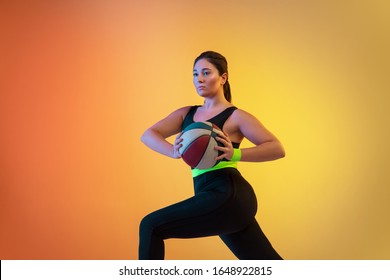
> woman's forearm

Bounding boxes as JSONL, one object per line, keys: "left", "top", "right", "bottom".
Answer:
{"left": 140, "top": 129, "right": 175, "bottom": 158}
{"left": 240, "top": 140, "right": 285, "bottom": 162}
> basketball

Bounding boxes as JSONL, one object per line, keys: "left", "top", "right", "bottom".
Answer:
{"left": 178, "top": 121, "right": 223, "bottom": 169}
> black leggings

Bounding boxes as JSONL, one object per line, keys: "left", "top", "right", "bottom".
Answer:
{"left": 138, "top": 168, "right": 282, "bottom": 260}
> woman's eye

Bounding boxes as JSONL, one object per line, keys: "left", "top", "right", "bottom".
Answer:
{"left": 203, "top": 71, "right": 209, "bottom": 76}
{"left": 193, "top": 73, "right": 198, "bottom": 77}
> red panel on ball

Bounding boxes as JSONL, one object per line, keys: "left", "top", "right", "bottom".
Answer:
{"left": 181, "top": 135, "right": 210, "bottom": 168}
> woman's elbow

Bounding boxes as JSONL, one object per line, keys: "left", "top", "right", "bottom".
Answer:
{"left": 277, "top": 142, "right": 286, "bottom": 159}
{"left": 140, "top": 129, "right": 150, "bottom": 144}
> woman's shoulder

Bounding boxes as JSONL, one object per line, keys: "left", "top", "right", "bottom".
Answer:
{"left": 230, "top": 107, "right": 263, "bottom": 126}
{"left": 170, "top": 105, "right": 193, "bottom": 113}
{"left": 176, "top": 105, "right": 200, "bottom": 113}
{"left": 168, "top": 105, "right": 200, "bottom": 119}
{"left": 231, "top": 107, "right": 255, "bottom": 118}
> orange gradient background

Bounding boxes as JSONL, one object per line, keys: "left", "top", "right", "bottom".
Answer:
{"left": 1, "top": 0, "right": 389, "bottom": 259}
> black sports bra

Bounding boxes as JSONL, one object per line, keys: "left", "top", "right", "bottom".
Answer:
{"left": 182, "top": 105, "right": 240, "bottom": 148}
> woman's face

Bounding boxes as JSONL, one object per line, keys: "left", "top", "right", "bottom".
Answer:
{"left": 193, "top": 58, "right": 226, "bottom": 98}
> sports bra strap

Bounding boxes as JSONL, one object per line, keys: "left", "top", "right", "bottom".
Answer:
{"left": 208, "top": 106, "right": 237, "bottom": 130}
{"left": 182, "top": 106, "right": 200, "bottom": 130}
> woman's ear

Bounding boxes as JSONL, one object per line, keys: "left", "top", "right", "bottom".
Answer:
{"left": 221, "top": 73, "right": 228, "bottom": 85}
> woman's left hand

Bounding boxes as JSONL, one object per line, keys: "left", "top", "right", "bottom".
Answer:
{"left": 214, "top": 130, "right": 234, "bottom": 161}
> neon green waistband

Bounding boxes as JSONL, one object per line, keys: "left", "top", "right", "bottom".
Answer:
{"left": 191, "top": 161, "right": 238, "bottom": 177}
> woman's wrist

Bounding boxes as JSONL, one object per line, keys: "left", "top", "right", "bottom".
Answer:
{"left": 230, "top": 148, "right": 242, "bottom": 162}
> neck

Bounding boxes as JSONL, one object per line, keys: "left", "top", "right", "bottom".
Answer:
{"left": 203, "top": 98, "right": 229, "bottom": 109}
{"left": 202, "top": 92, "right": 229, "bottom": 109}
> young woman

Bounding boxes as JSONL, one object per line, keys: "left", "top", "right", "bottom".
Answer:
{"left": 139, "top": 51, "right": 285, "bottom": 260}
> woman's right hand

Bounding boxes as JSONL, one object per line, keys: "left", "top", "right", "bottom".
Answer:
{"left": 172, "top": 133, "right": 183, "bottom": 159}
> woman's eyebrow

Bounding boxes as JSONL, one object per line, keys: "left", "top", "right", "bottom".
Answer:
{"left": 193, "top": 68, "right": 212, "bottom": 72}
